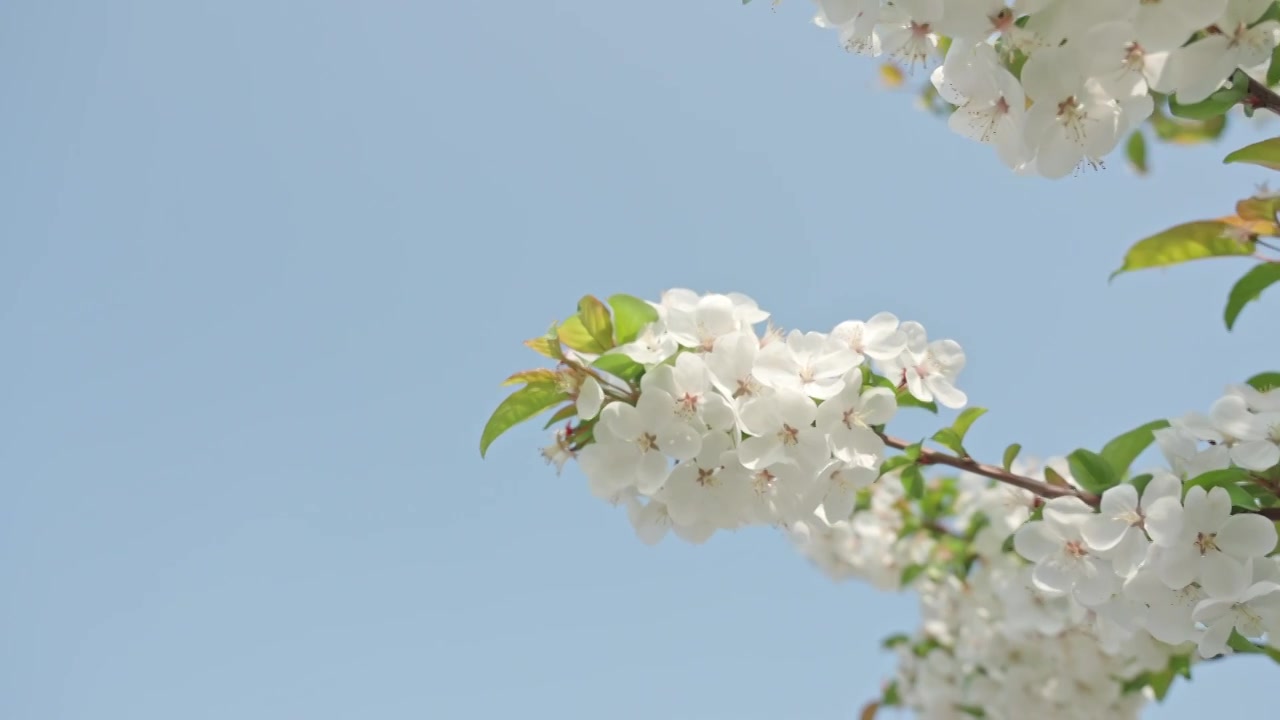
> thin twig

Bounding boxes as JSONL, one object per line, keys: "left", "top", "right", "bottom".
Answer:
{"left": 881, "top": 435, "right": 1280, "bottom": 521}
{"left": 880, "top": 434, "right": 1100, "bottom": 505}
{"left": 1244, "top": 73, "right": 1280, "bottom": 116}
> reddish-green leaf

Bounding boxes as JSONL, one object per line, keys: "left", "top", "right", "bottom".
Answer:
{"left": 1225, "top": 137, "right": 1280, "bottom": 171}
{"left": 557, "top": 316, "right": 607, "bottom": 354}
{"left": 577, "top": 295, "right": 615, "bottom": 350}
{"left": 480, "top": 384, "right": 569, "bottom": 457}
{"left": 1111, "top": 221, "right": 1254, "bottom": 280}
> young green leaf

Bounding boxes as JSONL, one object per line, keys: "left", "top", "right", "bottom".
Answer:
{"left": 1247, "top": 371, "right": 1280, "bottom": 391}
{"left": 577, "top": 295, "right": 615, "bottom": 349}
{"left": 557, "top": 316, "right": 607, "bottom": 354}
{"left": 543, "top": 403, "right": 579, "bottom": 429}
{"left": 1125, "top": 130, "right": 1147, "bottom": 175}
{"left": 592, "top": 352, "right": 645, "bottom": 382}
{"left": 480, "top": 384, "right": 569, "bottom": 457}
{"left": 902, "top": 464, "right": 925, "bottom": 499}
{"left": 952, "top": 407, "right": 987, "bottom": 439}
{"left": 1127, "top": 473, "right": 1154, "bottom": 494}
{"left": 899, "top": 563, "right": 927, "bottom": 586}
{"left": 1099, "top": 419, "right": 1170, "bottom": 478}
{"left": 1184, "top": 468, "right": 1258, "bottom": 509}
{"left": 1002, "top": 443, "right": 1021, "bottom": 471}
{"left": 608, "top": 294, "right": 659, "bottom": 345}
{"left": 1169, "top": 85, "right": 1245, "bottom": 120}
{"left": 1224, "top": 137, "right": 1280, "bottom": 171}
{"left": 502, "top": 368, "right": 559, "bottom": 387}
{"left": 1111, "top": 221, "right": 1255, "bottom": 280}
{"left": 1067, "top": 449, "right": 1120, "bottom": 494}
{"left": 1225, "top": 262, "right": 1280, "bottom": 330}
{"left": 523, "top": 334, "right": 563, "bottom": 360}
{"left": 1043, "top": 466, "right": 1071, "bottom": 487}
{"left": 932, "top": 428, "right": 964, "bottom": 456}
{"left": 880, "top": 455, "right": 915, "bottom": 476}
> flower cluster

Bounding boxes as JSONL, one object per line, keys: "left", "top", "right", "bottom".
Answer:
{"left": 790, "top": 446, "right": 1277, "bottom": 719}
{"left": 493, "top": 288, "right": 1280, "bottom": 716}
{"left": 805, "top": 0, "right": 1280, "bottom": 177}
{"left": 547, "top": 289, "right": 967, "bottom": 545}
{"left": 1010, "top": 385, "right": 1280, "bottom": 661}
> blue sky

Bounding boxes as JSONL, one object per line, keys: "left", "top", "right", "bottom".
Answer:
{"left": 1, "top": 1, "right": 1277, "bottom": 718}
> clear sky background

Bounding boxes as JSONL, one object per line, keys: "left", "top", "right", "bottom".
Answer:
{"left": 2, "top": 1, "right": 1277, "bottom": 719}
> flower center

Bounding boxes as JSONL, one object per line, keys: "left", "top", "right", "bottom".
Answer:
{"left": 990, "top": 8, "right": 1013, "bottom": 32}
{"left": 752, "top": 469, "right": 776, "bottom": 496}
{"left": 1056, "top": 96, "right": 1088, "bottom": 144}
{"left": 696, "top": 466, "right": 719, "bottom": 488}
{"left": 798, "top": 365, "right": 816, "bottom": 384}
{"left": 638, "top": 432, "right": 660, "bottom": 452}
{"left": 677, "top": 391, "right": 701, "bottom": 418}
{"left": 778, "top": 423, "right": 801, "bottom": 446}
{"left": 1065, "top": 540, "right": 1088, "bottom": 558}
{"left": 1195, "top": 531, "right": 1219, "bottom": 555}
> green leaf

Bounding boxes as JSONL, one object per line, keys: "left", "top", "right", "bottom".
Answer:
{"left": 1226, "top": 629, "right": 1280, "bottom": 663}
{"left": 882, "top": 681, "right": 901, "bottom": 707}
{"left": 1067, "top": 449, "right": 1120, "bottom": 495}
{"left": 1169, "top": 84, "right": 1246, "bottom": 120}
{"left": 931, "top": 428, "right": 965, "bottom": 456}
{"left": 903, "top": 464, "right": 925, "bottom": 499}
{"left": 1225, "top": 137, "right": 1280, "bottom": 171}
{"left": 1127, "top": 473, "right": 1154, "bottom": 495}
{"left": 608, "top": 294, "right": 659, "bottom": 345}
{"left": 903, "top": 441, "right": 923, "bottom": 463}
{"left": 1269, "top": 45, "right": 1280, "bottom": 86}
{"left": 543, "top": 403, "right": 578, "bottom": 429}
{"left": 1236, "top": 195, "right": 1280, "bottom": 222}
{"left": 502, "top": 368, "right": 559, "bottom": 387}
{"left": 1247, "top": 371, "right": 1280, "bottom": 391}
{"left": 1149, "top": 104, "right": 1228, "bottom": 145}
{"left": 557, "top": 316, "right": 607, "bottom": 354}
{"left": 1111, "top": 221, "right": 1255, "bottom": 280}
{"left": 1125, "top": 131, "right": 1147, "bottom": 175}
{"left": 1043, "top": 466, "right": 1071, "bottom": 487}
{"left": 952, "top": 407, "right": 987, "bottom": 440}
{"left": 1258, "top": 1, "right": 1280, "bottom": 25}
{"left": 1099, "top": 419, "right": 1170, "bottom": 478}
{"left": 899, "top": 563, "right": 926, "bottom": 586}
{"left": 880, "top": 455, "right": 915, "bottom": 476}
{"left": 1185, "top": 468, "right": 1258, "bottom": 509}
{"left": 1120, "top": 672, "right": 1151, "bottom": 696}
{"left": 480, "top": 384, "right": 569, "bottom": 457}
{"left": 1002, "top": 443, "right": 1021, "bottom": 471}
{"left": 592, "top": 352, "right": 645, "bottom": 382}
{"left": 523, "top": 334, "right": 563, "bottom": 360}
{"left": 1148, "top": 668, "right": 1176, "bottom": 701}
{"left": 881, "top": 633, "right": 911, "bottom": 649}
{"left": 1225, "top": 262, "right": 1280, "bottom": 330}
{"left": 577, "top": 295, "right": 615, "bottom": 349}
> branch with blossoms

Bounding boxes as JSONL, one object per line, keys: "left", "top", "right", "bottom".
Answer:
{"left": 472, "top": 2, "right": 1280, "bottom": 719}
{"left": 480, "top": 287, "right": 1280, "bottom": 719}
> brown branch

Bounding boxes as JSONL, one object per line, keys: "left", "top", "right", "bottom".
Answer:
{"left": 1243, "top": 73, "right": 1280, "bottom": 116}
{"left": 880, "top": 434, "right": 1100, "bottom": 506}
{"left": 881, "top": 435, "right": 1280, "bottom": 520}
